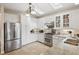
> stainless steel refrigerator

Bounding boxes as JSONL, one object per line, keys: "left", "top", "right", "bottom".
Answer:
{"left": 4, "top": 22, "right": 21, "bottom": 53}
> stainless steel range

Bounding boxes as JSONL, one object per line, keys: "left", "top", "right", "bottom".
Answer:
{"left": 44, "top": 33, "right": 53, "bottom": 47}
{"left": 44, "top": 22, "right": 55, "bottom": 47}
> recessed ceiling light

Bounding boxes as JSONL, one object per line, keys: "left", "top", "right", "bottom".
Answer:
{"left": 25, "top": 14, "right": 30, "bottom": 16}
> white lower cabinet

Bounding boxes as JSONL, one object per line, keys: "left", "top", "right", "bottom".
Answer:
{"left": 53, "top": 36, "right": 66, "bottom": 46}
{"left": 37, "top": 33, "right": 44, "bottom": 43}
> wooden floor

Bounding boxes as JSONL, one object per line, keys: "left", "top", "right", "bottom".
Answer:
{"left": 3, "top": 40, "right": 79, "bottom": 55}
{"left": 5, "top": 42, "right": 50, "bottom": 55}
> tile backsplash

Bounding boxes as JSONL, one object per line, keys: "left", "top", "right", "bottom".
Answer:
{"left": 55, "top": 29, "right": 74, "bottom": 35}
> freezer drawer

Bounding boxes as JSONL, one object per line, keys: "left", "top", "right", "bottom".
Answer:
{"left": 4, "top": 39, "right": 21, "bottom": 53}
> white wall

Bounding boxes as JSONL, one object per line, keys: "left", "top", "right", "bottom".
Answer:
{"left": 4, "top": 13, "right": 19, "bottom": 23}
{"left": 21, "top": 15, "right": 38, "bottom": 45}
{"left": 69, "top": 9, "right": 79, "bottom": 29}
{"left": 37, "top": 16, "right": 55, "bottom": 29}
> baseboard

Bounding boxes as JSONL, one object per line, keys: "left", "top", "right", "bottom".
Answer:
{"left": 21, "top": 41, "right": 38, "bottom": 48}
{"left": 36, "top": 41, "right": 52, "bottom": 47}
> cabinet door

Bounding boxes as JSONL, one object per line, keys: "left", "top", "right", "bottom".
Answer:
{"left": 56, "top": 16, "right": 61, "bottom": 28}
{"left": 63, "top": 14, "right": 69, "bottom": 28}
{"left": 38, "top": 33, "right": 44, "bottom": 43}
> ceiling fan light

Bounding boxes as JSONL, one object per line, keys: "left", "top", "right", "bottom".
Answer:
{"left": 25, "top": 13, "right": 30, "bottom": 16}
{"left": 31, "top": 11, "right": 36, "bottom": 14}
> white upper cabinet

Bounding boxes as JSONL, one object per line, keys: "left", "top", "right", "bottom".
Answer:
{"left": 38, "top": 8, "right": 79, "bottom": 30}
{"left": 54, "top": 14, "right": 70, "bottom": 29}
{"left": 63, "top": 14, "right": 69, "bottom": 28}
{"left": 54, "top": 16, "right": 61, "bottom": 29}
{"left": 54, "top": 9, "right": 79, "bottom": 29}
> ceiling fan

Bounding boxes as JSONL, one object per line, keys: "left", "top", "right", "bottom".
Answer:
{"left": 26, "top": 3, "right": 32, "bottom": 15}
{"left": 25, "top": 3, "right": 36, "bottom": 16}
{"left": 24, "top": 3, "right": 44, "bottom": 17}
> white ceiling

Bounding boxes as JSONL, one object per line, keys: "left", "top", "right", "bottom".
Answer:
{"left": 0, "top": 3, "right": 79, "bottom": 18}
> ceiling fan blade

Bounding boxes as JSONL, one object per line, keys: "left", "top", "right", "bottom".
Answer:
{"left": 29, "top": 3, "right": 32, "bottom": 14}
